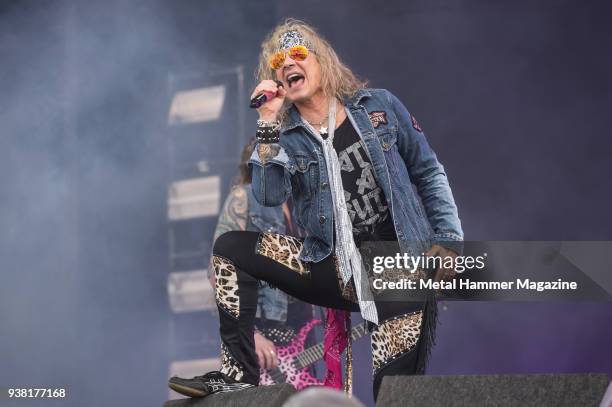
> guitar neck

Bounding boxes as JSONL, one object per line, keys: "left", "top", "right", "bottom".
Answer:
{"left": 293, "top": 322, "right": 369, "bottom": 370}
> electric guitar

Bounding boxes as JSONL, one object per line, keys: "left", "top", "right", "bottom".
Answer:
{"left": 259, "top": 320, "right": 369, "bottom": 389}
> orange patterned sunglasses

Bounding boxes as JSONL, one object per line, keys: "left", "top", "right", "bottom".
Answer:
{"left": 268, "top": 45, "right": 310, "bottom": 70}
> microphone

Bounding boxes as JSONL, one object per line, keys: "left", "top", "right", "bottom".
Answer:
{"left": 249, "top": 80, "right": 283, "bottom": 109}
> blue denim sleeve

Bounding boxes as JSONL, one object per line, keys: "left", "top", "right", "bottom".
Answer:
{"left": 386, "top": 90, "right": 464, "bottom": 253}
{"left": 247, "top": 142, "right": 293, "bottom": 207}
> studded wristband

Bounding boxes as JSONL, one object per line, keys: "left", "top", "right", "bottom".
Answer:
{"left": 256, "top": 125, "right": 280, "bottom": 144}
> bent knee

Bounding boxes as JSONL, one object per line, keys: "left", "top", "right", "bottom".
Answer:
{"left": 213, "top": 231, "right": 239, "bottom": 259}
{"left": 213, "top": 230, "right": 256, "bottom": 261}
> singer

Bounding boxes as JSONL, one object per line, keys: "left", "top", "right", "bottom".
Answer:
{"left": 169, "top": 19, "right": 463, "bottom": 401}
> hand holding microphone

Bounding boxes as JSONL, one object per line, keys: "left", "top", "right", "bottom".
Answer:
{"left": 250, "top": 80, "right": 285, "bottom": 123}
{"left": 251, "top": 80, "right": 285, "bottom": 145}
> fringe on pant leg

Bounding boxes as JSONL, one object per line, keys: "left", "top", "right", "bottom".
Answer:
{"left": 415, "top": 290, "right": 438, "bottom": 374}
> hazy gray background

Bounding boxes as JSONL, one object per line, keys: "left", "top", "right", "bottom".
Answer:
{"left": 1, "top": 1, "right": 610, "bottom": 406}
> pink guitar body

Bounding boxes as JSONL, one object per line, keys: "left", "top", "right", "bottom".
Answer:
{"left": 259, "top": 319, "right": 323, "bottom": 390}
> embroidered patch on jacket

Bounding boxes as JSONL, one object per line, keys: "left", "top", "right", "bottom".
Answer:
{"left": 409, "top": 113, "right": 422, "bottom": 132}
{"left": 368, "top": 111, "right": 388, "bottom": 129}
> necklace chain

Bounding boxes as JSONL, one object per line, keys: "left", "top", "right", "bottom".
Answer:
{"left": 311, "top": 117, "right": 327, "bottom": 127}
{"left": 303, "top": 114, "right": 329, "bottom": 135}
{"left": 301, "top": 101, "right": 340, "bottom": 134}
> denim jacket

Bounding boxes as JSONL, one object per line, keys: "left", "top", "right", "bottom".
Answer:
{"left": 248, "top": 88, "right": 463, "bottom": 263}
{"left": 245, "top": 186, "right": 289, "bottom": 323}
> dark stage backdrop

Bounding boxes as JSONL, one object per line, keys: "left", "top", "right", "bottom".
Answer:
{"left": 0, "top": 1, "right": 610, "bottom": 406}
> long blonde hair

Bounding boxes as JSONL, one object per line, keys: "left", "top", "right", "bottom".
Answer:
{"left": 256, "top": 19, "right": 366, "bottom": 114}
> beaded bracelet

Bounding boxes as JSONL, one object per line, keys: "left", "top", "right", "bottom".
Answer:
{"left": 256, "top": 119, "right": 280, "bottom": 129}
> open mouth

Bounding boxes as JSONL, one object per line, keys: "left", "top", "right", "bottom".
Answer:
{"left": 286, "top": 73, "right": 305, "bottom": 88}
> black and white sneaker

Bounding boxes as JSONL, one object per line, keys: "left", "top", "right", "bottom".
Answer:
{"left": 168, "top": 371, "right": 255, "bottom": 398}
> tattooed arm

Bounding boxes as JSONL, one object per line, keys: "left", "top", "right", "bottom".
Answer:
{"left": 256, "top": 143, "right": 281, "bottom": 165}
{"left": 207, "top": 185, "right": 249, "bottom": 280}
{"left": 213, "top": 185, "right": 249, "bottom": 241}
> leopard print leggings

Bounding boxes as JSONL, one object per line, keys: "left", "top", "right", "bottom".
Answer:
{"left": 212, "top": 230, "right": 426, "bottom": 399}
